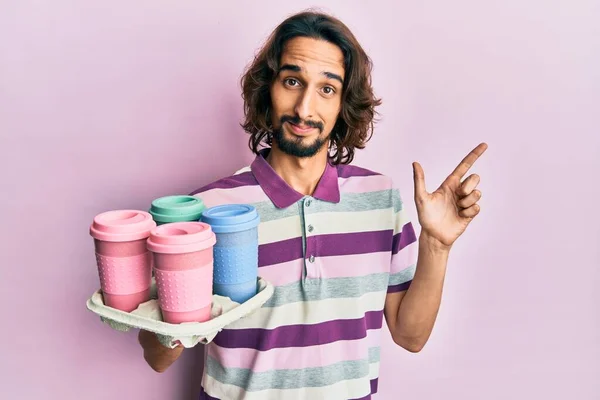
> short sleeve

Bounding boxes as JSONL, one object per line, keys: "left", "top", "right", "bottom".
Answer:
{"left": 387, "top": 188, "right": 418, "bottom": 293}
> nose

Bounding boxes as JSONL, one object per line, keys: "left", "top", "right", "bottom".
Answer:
{"left": 294, "top": 88, "right": 315, "bottom": 121}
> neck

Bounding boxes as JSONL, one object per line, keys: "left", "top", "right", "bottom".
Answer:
{"left": 266, "top": 144, "right": 329, "bottom": 196}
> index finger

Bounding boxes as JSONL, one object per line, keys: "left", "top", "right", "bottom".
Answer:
{"left": 449, "top": 142, "right": 488, "bottom": 180}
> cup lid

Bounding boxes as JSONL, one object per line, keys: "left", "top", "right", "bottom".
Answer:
{"left": 149, "top": 195, "right": 206, "bottom": 223}
{"left": 200, "top": 204, "right": 260, "bottom": 233}
{"left": 147, "top": 221, "right": 216, "bottom": 254}
{"left": 90, "top": 210, "right": 156, "bottom": 242}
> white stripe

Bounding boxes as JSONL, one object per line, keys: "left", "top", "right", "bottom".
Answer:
{"left": 258, "top": 208, "right": 398, "bottom": 245}
{"left": 393, "top": 209, "right": 410, "bottom": 235}
{"left": 233, "top": 166, "right": 251, "bottom": 175}
{"left": 369, "top": 361, "right": 380, "bottom": 380}
{"left": 226, "top": 290, "right": 387, "bottom": 330}
{"left": 202, "top": 373, "right": 371, "bottom": 400}
{"left": 258, "top": 214, "right": 302, "bottom": 244}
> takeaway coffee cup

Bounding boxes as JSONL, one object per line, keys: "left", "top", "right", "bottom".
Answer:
{"left": 146, "top": 222, "right": 216, "bottom": 323}
{"left": 89, "top": 210, "right": 156, "bottom": 312}
{"left": 201, "top": 204, "right": 260, "bottom": 304}
{"left": 148, "top": 195, "right": 206, "bottom": 225}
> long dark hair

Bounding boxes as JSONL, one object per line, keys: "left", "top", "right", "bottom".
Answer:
{"left": 240, "top": 10, "right": 382, "bottom": 165}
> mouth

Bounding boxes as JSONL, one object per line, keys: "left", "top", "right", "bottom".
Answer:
{"left": 287, "top": 122, "right": 316, "bottom": 136}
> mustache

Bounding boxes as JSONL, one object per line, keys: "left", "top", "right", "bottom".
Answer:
{"left": 280, "top": 115, "right": 324, "bottom": 133}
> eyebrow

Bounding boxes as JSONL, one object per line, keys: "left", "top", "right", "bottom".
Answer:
{"left": 279, "top": 64, "right": 344, "bottom": 85}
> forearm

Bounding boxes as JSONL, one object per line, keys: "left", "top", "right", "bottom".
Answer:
{"left": 393, "top": 233, "right": 450, "bottom": 351}
{"left": 138, "top": 330, "right": 184, "bottom": 372}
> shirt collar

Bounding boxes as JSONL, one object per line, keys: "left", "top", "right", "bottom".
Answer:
{"left": 251, "top": 148, "right": 341, "bottom": 209}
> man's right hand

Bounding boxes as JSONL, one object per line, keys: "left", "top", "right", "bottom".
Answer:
{"left": 138, "top": 329, "right": 184, "bottom": 373}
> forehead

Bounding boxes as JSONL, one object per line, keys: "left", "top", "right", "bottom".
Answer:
{"left": 280, "top": 37, "right": 345, "bottom": 79}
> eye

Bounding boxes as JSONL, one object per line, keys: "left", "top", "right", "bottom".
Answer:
{"left": 284, "top": 78, "right": 300, "bottom": 87}
{"left": 322, "top": 86, "right": 336, "bottom": 95}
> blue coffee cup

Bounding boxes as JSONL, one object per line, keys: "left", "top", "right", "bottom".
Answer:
{"left": 200, "top": 204, "right": 260, "bottom": 303}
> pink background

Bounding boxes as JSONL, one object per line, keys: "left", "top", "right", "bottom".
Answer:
{"left": 1, "top": 1, "right": 598, "bottom": 399}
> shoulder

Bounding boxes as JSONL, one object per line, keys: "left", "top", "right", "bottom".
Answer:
{"left": 336, "top": 163, "right": 394, "bottom": 190}
{"left": 337, "top": 163, "right": 407, "bottom": 211}
{"left": 336, "top": 163, "right": 384, "bottom": 179}
{"left": 188, "top": 166, "right": 264, "bottom": 208}
{"left": 188, "top": 166, "right": 257, "bottom": 196}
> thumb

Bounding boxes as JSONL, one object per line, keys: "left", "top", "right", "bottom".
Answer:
{"left": 412, "top": 161, "right": 427, "bottom": 200}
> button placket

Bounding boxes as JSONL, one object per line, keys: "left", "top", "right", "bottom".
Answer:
{"left": 304, "top": 198, "right": 314, "bottom": 238}
{"left": 305, "top": 219, "right": 315, "bottom": 278}
{"left": 303, "top": 196, "right": 317, "bottom": 280}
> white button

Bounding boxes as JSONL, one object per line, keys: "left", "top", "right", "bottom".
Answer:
{"left": 309, "top": 255, "right": 315, "bottom": 263}
{"left": 307, "top": 224, "right": 314, "bottom": 233}
{"left": 305, "top": 199, "right": 312, "bottom": 207}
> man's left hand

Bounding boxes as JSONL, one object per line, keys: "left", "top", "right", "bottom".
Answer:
{"left": 412, "top": 142, "right": 488, "bottom": 250}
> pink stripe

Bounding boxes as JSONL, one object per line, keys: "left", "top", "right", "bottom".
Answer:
{"left": 338, "top": 175, "right": 391, "bottom": 194}
{"left": 390, "top": 241, "right": 418, "bottom": 274}
{"left": 208, "top": 327, "right": 381, "bottom": 372}
{"left": 258, "top": 252, "right": 393, "bottom": 286}
{"left": 195, "top": 186, "right": 267, "bottom": 208}
{"left": 313, "top": 252, "right": 390, "bottom": 279}
{"left": 258, "top": 259, "right": 303, "bottom": 286}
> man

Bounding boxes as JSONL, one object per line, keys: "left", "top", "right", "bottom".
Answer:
{"left": 138, "top": 10, "right": 487, "bottom": 400}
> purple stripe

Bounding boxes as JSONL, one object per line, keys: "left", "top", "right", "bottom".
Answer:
{"left": 337, "top": 164, "right": 381, "bottom": 178}
{"left": 349, "top": 378, "right": 378, "bottom": 400}
{"left": 189, "top": 171, "right": 258, "bottom": 194}
{"left": 387, "top": 280, "right": 412, "bottom": 293}
{"left": 307, "top": 230, "right": 393, "bottom": 258}
{"left": 371, "top": 378, "right": 379, "bottom": 395}
{"left": 213, "top": 310, "right": 384, "bottom": 350}
{"left": 199, "top": 387, "right": 219, "bottom": 400}
{"left": 392, "top": 222, "right": 417, "bottom": 254}
{"left": 259, "top": 229, "right": 398, "bottom": 266}
{"left": 258, "top": 237, "right": 304, "bottom": 266}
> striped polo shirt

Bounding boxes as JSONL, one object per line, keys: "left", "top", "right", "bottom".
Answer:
{"left": 191, "top": 148, "right": 418, "bottom": 400}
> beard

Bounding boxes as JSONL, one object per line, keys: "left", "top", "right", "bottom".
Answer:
{"left": 272, "top": 114, "right": 328, "bottom": 158}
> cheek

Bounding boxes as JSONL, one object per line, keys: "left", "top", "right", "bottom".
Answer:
{"left": 270, "top": 86, "right": 291, "bottom": 118}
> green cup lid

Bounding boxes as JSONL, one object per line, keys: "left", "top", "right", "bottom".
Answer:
{"left": 149, "top": 195, "right": 206, "bottom": 223}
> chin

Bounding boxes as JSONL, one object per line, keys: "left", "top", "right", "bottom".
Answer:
{"left": 271, "top": 122, "right": 330, "bottom": 157}
{"left": 276, "top": 135, "right": 329, "bottom": 159}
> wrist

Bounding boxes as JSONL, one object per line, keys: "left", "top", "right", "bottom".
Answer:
{"left": 419, "top": 231, "right": 451, "bottom": 255}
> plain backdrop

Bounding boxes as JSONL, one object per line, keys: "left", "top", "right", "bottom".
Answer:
{"left": 1, "top": 1, "right": 598, "bottom": 399}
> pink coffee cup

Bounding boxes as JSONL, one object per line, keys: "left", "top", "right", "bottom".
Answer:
{"left": 146, "top": 222, "right": 216, "bottom": 324}
{"left": 89, "top": 210, "right": 156, "bottom": 312}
